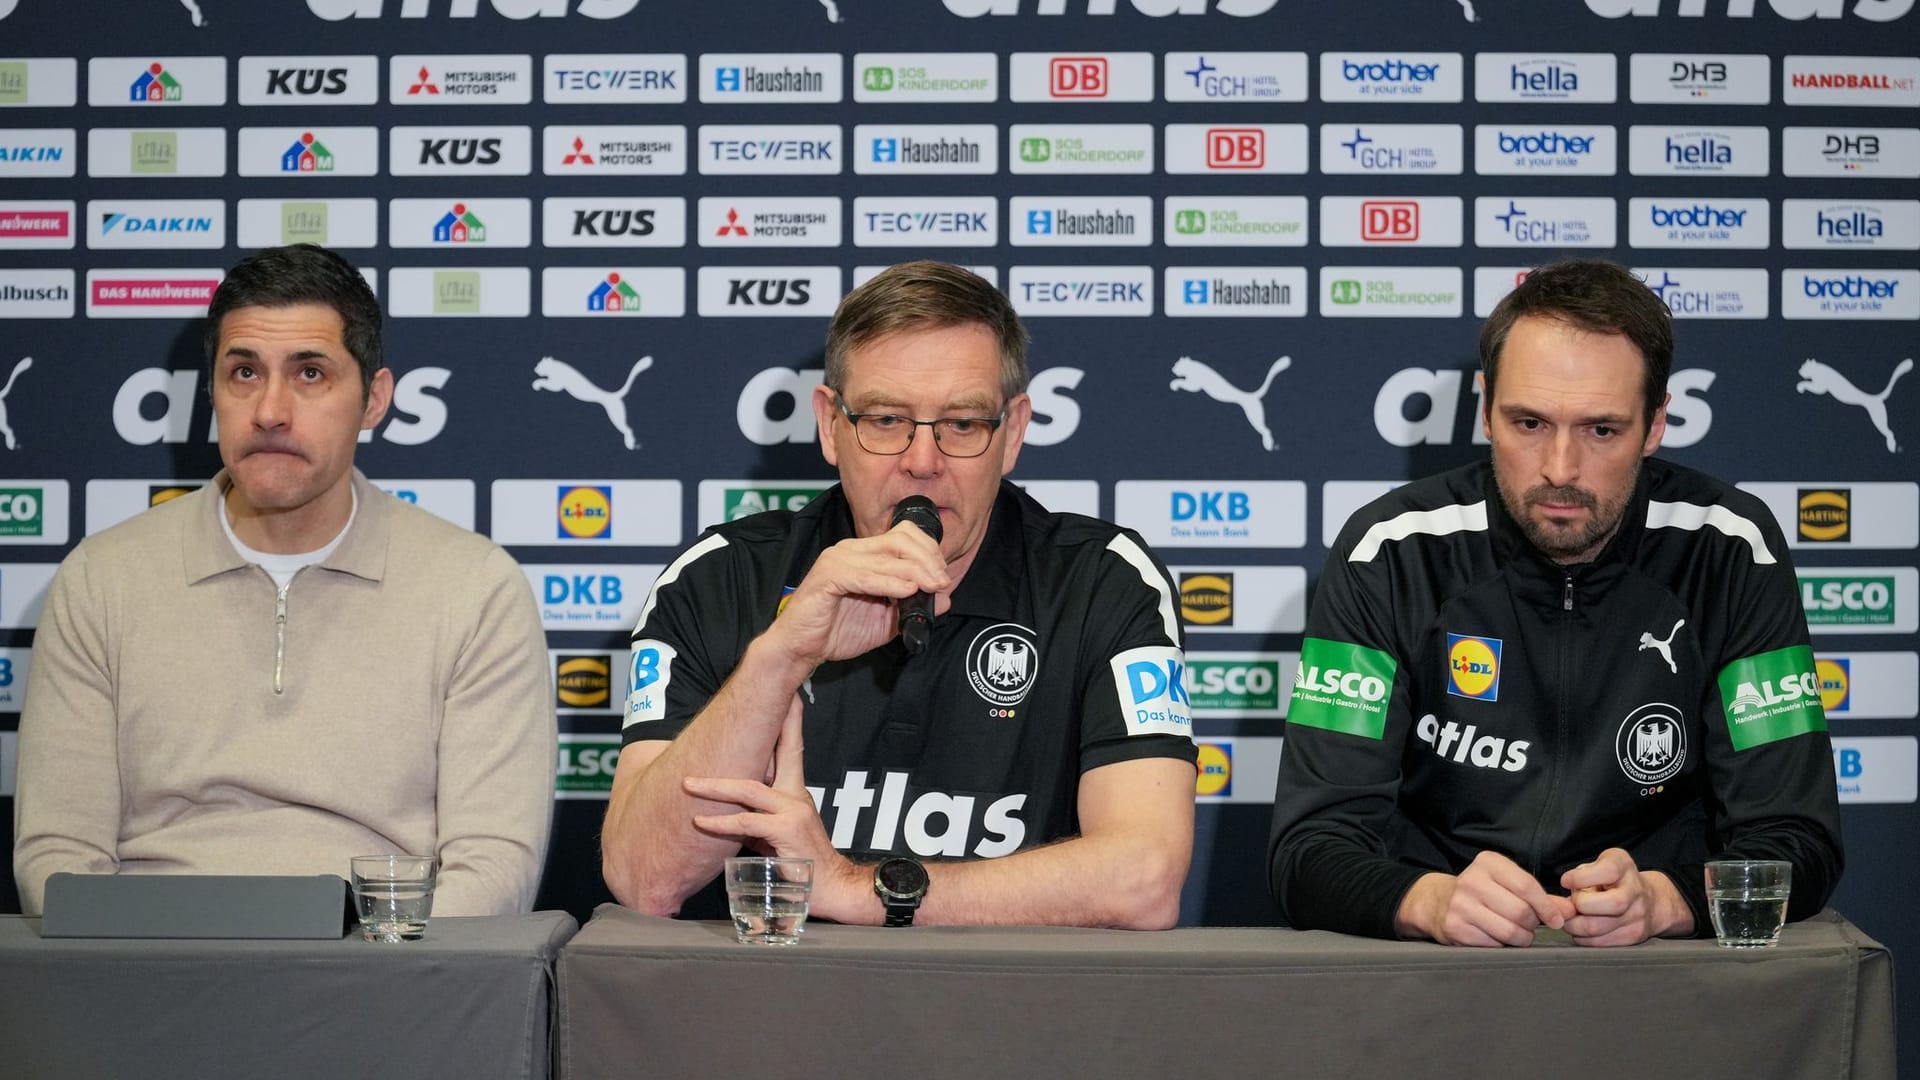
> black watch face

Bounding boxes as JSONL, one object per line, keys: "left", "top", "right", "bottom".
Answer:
{"left": 877, "top": 858, "right": 928, "bottom": 896}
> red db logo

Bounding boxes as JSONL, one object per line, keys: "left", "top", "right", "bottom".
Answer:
{"left": 1049, "top": 57, "right": 1108, "bottom": 98}
{"left": 1362, "top": 200, "right": 1420, "bottom": 242}
{"left": 1206, "top": 128, "right": 1265, "bottom": 169}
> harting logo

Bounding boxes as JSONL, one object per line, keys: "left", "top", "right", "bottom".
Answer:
{"left": 1178, "top": 572, "right": 1234, "bottom": 626}
{"left": 149, "top": 483, "right": 201, "bottom": 506}
{"left": 1798, "top": 488, "right": 1852, "bottom": 542}
{"left": 554, "top": 654, "right": 613, "bottom": 709}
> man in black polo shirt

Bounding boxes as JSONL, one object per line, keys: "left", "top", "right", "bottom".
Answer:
{"left": 602, "top": 261, "right": 1197, "bottom": 928}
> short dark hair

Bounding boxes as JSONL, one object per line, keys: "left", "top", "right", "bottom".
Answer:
{"left": 1479, "top": 258, "right": 1673, "bottom": 430}
{"left": 204, "top": 244, "right": 384, "bottom": 398}
{"left": 825, "top": 261, "right": 1030, "bottom": 401}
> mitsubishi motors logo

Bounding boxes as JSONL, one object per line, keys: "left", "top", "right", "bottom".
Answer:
{"left": 562, "top": 136, "right": 594, "bottom": 166}
{"left": 407, "top": 66, "right": 439, "bottom": 96}
{"left": 715, "top": 208, "right": 748, "bottom": 237}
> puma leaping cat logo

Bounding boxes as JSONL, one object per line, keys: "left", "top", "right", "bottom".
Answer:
{"left": 1797, "top": 357, "right": 1912, "bottom": 453}
{"left": 1169, "top": 356, "right": 1292, "bottom": 451}
{"left": 532, "top": 356, "right": 652, "bottom": 450}
{"left": 0, "top": 356, "right": 32, "bottom": 451}
{"left": 1638, "top": 618, "right": 1685, "bottom": 675}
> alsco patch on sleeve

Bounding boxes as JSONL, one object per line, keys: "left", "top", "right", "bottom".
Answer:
{"left": 1289, "top": 637, "right": 1397, "bottom": 740}
{"left": 1718, "top": 645, "right": 1827, "bottom": 751}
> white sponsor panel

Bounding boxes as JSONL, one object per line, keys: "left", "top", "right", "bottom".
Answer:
{"left": 696, "top": 266, "right": 840, "bottom": 317}
{"left": 1007, "top": 266, "right": 1153, "bottom": 317}
{"left": 1634, "top": 267, "right": 1769, "bottom": 319}
{"left": 0, "top": 648, "right": 28, "bottom": 714}
{"left": 1320, "top": 52, "right": 1462, "bottom": 103}
{"left": 1815, "top": 652, "right": 1919, "bottom": 719}
{"left": 490, "top": 481, "right": 682, "bottom": 548}
{"left": 84, "top": 268, "right": 222, "bottom": 319}
{"left": 89, "top": 57, "right": 227, "bottom": 107}
{"left": 699, "top": 196, "right": 839, "bottom": 248}
{"left": 1476, "top": 196, "right": 1617, "bottom": 248}
{"left": 1016, "top": 480, "right": 1099, "bottom": 518}
{"left": 543, "top": 125, "right": 686, "bottom": 176}
{"left": 390, "top": 125, "right": 531, "bottom": 176}
{"left": 1322, "top": 481, "right": 1404, "bottom": 547}
{"left": 1782, "top": 199, "right": 1920, "bottom": 250}
{"left": 84, "top": 481, "right": 206, "bottom": 535}
{"left": 852, "top": 196, "right": 997, "bottom": 248}
{"left": 543, "top": 54, "right": 687, "bottom": 104}
{"left": 700, "top": 53, "right": 842, "bottom": 104}
{"left": 1783, "top": 127, "right": 1920, "bottom": 179}
{"left": 852, "top": 266, "right": 997, "bottom": 289}
{"left": 0, "top": 269, "right": 75, "bottom": 317}
{"left": 695, "top": 480, "right": 835, "bottom": 531}
{"left": 1009, "top": 123, "right": 1154, "bottom": 175}
{"left": 0, "top": 127, "right": 76, "bottom": 178}
{"left": 86, "top": 128, "right": 226, "bottom": 178}
{"left": 1170, "top": 565, "right": 1307, "bottom": 635}
{"left": 0, "top": 481, "right": 68, "bottom": 545}
{"left": 1781, "top": 269, "right": 1920, "bottom": 320}
{"left": 522, "top": 563, "right": 662, "bottom": 632}
{"left": 698, "top": 124, "right": 841, "bottom": 176}
{"left": 86, "top": 199, "right": 224, "bottom": 250}
{"left": 1740, "top": 482, "right": 1920, "bottom": 549}
{"left": 370, "top": 480, "right": 475, "bottom": 531}
{"left": 0, "top": 563, "right": 56, "bottom": 628}
{"left": 1628, "top": 197, "right": 1769, "bottom": 249}
{"left": 1628, "top": 126, "right": 1769, "bottom": 176}
{"left": 1113, "top": 481, "right": 1307, "bottom": 549}
{"left": 1011, "top": 196, "right": 1153, "bottom": 248}
{"left": 1319, "top": 124, "right": 1462, "bottom": 175}
{"left": 1473, "top": 266, "right": 1532, "bottom": 317}
{"left": 539, "top": 268, "right": 685, "bottom": 318}
{"left": 386, "top": 267, "right": 530, "bottom": 318}
{"left": 1475, "top": 53, "right": 1617, "bottom": 103}
{"left": 237, "top": 126, "right": 381, "bottom": 177}
{"left": 1163, "top": 196, "right": 1307, "bottom": 247}
{"left": 548, "top": 658, "right": 631, "bottom": 720}
{"left": 1321, "top": 266, "right": 1464, "bottom": 318}
{"left": 1472, "top": 124, "right": 1617, "bottom": 176}
{"left": 1784, "top": 56, "right": 1920, "bottom": 107}
{"left": 389, "top": 54, "right": 533, "bottom": 105}
{"left": 387, "top": 197, "right": 532, "bottom": 248}
{"left": 238, "top": 56, "right": 380, "bottom": 105}
{"left": 236, "top": 198, "right": 380, "bottom": 249}
{"left": 1629, "top": 53, "right": 1771, "bottom": 104}
{"left": 1834, "top": 736, "right": 1917, "bottom": 804}
{"left": 0, "top": 58, "right": 75, "bottom": 107}
{"left": 543, "top": 197, "right": 687, "bottom": 249}
{"left": 1009, "top": 52, "right": 1153, "bottom": 102}
{"left": 1165, "top": 123, "right": 1308, "bottom": 175}
{"left": 1163, "top": 52, "right": 1307, "bottom": 103}
{"left": 853, "top": 53, "right": 996, "bottom": 103}
{"left": 1163, "top": 267, "right": 1308, "bottom": 317}
{"left": 1192, "top": 736, "right": 1285, "bottom": 804}
{"left": 853, "top": 124, "right": 997, "bottom": 175}
{"left": 1799, "top": 566, "right": 1920, "bottom": 634}
{"left": 0, "top": 200, "right": 74, "bottom": 250}
{"left": 1319, "top": 196, "right": 1463, "bottom": 248}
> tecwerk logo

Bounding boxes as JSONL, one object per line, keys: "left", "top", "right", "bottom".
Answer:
{"left": 852, "top": 196, "right": 997, "bottom": 248}
{"left": 542, "top": 126, "right": 686, "bottom": 175}
{"left": 1784, "top": 127, "right": 1920, "bottom": 178}
{"left": 1628, "top": 198, "right": 1769, "bottom": 249}
{"left": 1476, "top": 196, "right": 1617, "bottom": 248}
{"left": 1165, "top": 124, "right": 1308, "bottom": 175}
{"left": 699, "top": 124, "right": 841, "bottom": 175}
{"left": 543, "top": 53, "right": 687, "bottom": 104}
{"left": 1319, "top": 196, "right": 1463, "bottom": 247}
{"left": 1009, "top": 52, "right": 1153, "bottom": 102}
{"left": 1006, "top": 266, "right": 1154, "bottom": 317}
{"left": 1475, "top": 53, "right": 1617, "bottom": 102}
{"left": 1321, "top": 124, "right": 1463, "bottom": 175}
{"left": 542, "top": 197, "right": 687, "bottom": 248}
{"left": 389, "top": 55, "right": 533, "bottom": 104}
{"left": 1628, "top": 125, "right": 1769, "bottom": 175}
{"left": 540, "top": 268, "right": 684, "bottom": 318}
{"left": 87, "top": 199, "right": 225, "bottom": 250}
{"left": 390, "top": 125, "right": 532, "bottom": 176}
{"left": 1781, "top": 199, "right": 1920, "bottom": 250}
{"left": 1321, "top": 52, "right": 1462, "bottom": 102}
{"left": 1629, "top": 53, "right": 1770, "bottom": 105}
{"left": 237, "top": 127, "right": 379, "bottom": 177}
{"left": 239, "top": 56, "right": 379, "bottom": 105}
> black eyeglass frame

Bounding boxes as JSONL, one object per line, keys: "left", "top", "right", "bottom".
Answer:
{"left": 833, "top": 396, "right": 1008, "bottom": 459}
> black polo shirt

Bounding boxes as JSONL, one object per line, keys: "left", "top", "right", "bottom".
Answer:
{"left": 625, "top": 481, "right": 1197, "bottom": 863}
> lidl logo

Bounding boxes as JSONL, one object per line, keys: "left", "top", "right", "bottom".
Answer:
{"left": 1195, "top": 742, "right": 1232, "bottom": 797}
{"left": 149, "top": 484, "right": 200, "bottom": 506}
{"left": 130, "top": 63, "right": 183, "bottom": 103}
{"left": 0, "top": 488, "right": 43, "bottom": 537}
{"left": 863, "top": 67, "right": 894, "bottom": 93}
{"left": 1816, "top": 657, "right": 1851, "bottom": 713}
{"left": 554, "top": 653, "right": 613, "bottom": 709}
{"left": 1178, "top": 573, "right": 1233, "bottom": 626}
{"left": 433, "top": 203, "right": 486, "bottom": 243}
{"left": 1446, "top": 633, "right": 1502, "bottom": 701}
{"left": 280, "top": 132, "right": 334, "bottom": 173}
{"left": 587, "top": 272, "right": 640, "bottom": 313}
{"left": 1797, "top": 488, "right": 1850, "bottom": 543}
{"left": 557, "top": 485, "right": 613, "bottom": 539}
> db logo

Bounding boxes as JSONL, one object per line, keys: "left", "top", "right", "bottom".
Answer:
{"left": 1207, "top": 128, "right": 1264, "bottom": 169}
{"left": 1362, "top": 200, "right": 1420, "bottom": 242}
{"left": 1050, "top": 57, "right": 1108, "bottom": 98}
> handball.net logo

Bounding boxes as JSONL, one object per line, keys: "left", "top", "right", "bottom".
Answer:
{"left": 557, "top": 485, "right": 613, "bottom": 540}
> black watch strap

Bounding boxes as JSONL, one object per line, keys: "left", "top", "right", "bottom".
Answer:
{"left": 884, "top": 905, "right": 916, "bottom": 928}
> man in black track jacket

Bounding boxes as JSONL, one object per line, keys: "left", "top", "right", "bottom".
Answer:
{"left": 1270, "top": 259, "right": 1843, "bottom": 947}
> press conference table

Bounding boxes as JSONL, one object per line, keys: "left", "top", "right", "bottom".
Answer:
{"left": 0, "top": 911, "right": 577, "bottom": 1080}
{"left": 558, "top": 906, "right": 1894, "bottom": 1080}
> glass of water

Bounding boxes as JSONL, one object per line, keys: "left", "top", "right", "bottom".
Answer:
{"left": 725, "top": 857, "right": 812, "bottom": 945}
{"left": 1705, "top": 860, "right": 1792, "bottom": 948}
{"left": 351, "top": 855, "right": 438, "bottom": 943}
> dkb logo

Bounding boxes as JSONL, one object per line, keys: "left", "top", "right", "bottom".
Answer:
{"left": 1171, "top": 491, "right": 1251, "bottom": 521}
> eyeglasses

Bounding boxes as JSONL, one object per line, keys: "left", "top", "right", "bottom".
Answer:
{"left": 835, "top": 397, "right": 1006, "bottom": 459}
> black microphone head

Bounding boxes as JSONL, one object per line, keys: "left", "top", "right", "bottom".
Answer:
{"left": 890, "top": 494, "right": 943, "bottom": 543}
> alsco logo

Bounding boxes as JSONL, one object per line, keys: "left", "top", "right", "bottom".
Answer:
{"left": 1798, "top": 488, "right": 1850, "bottom": 542}
{"left": 1801, "top": 575, "right": 1895, "bottom": 624}
{"left": 1446, "top": 633, "right": 1502, "bottom": 701}
{"left": 557, "top": 485, "right": 613, "bottom": 539}
{"left": 0, "top": 487, "right": 43, "bottom": 536}
{"left": 1289, "top": 637, "right": 1396, "bottom": 739}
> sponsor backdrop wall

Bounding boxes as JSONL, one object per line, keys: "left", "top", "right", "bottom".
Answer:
{"left": 1, "top": 0, "right": 1914, "bottom": 1056}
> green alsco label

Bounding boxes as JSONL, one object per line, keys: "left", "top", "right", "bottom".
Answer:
{"left": 1718, "top": 645, "right": 1827, "bottom": 751}
{"left": 1288, "top": 637, "right": 1397, "bottom": 740}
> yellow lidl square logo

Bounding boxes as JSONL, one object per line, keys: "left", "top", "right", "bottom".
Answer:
{"left": 1815, "top": 656, "right": 1850, "bottom": 713}
{"left": 1447, "top": 633, "right": 1502, "bottom": 701}
{"left": 1194, "top": 742, "right": 1232, "bottom": 797}
{"left": 557, "top": 485, "right": 613, "bottom": 539}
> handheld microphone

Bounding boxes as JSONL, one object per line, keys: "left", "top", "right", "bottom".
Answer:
{"left": 890, "top": 495, "right": 943, "bottom": 655}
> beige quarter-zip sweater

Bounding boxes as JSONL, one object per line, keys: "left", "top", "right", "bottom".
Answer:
{"left": 13, "top": 469, "right": 556, "bottom": 916}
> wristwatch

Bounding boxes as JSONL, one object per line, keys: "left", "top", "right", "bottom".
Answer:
{"left": 873, "top": 856, "right": 930, "bottom": 927}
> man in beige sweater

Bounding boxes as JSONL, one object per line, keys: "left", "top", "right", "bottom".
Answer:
{"left": 13, "top": 244, "right": 556, "bottom": 916}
